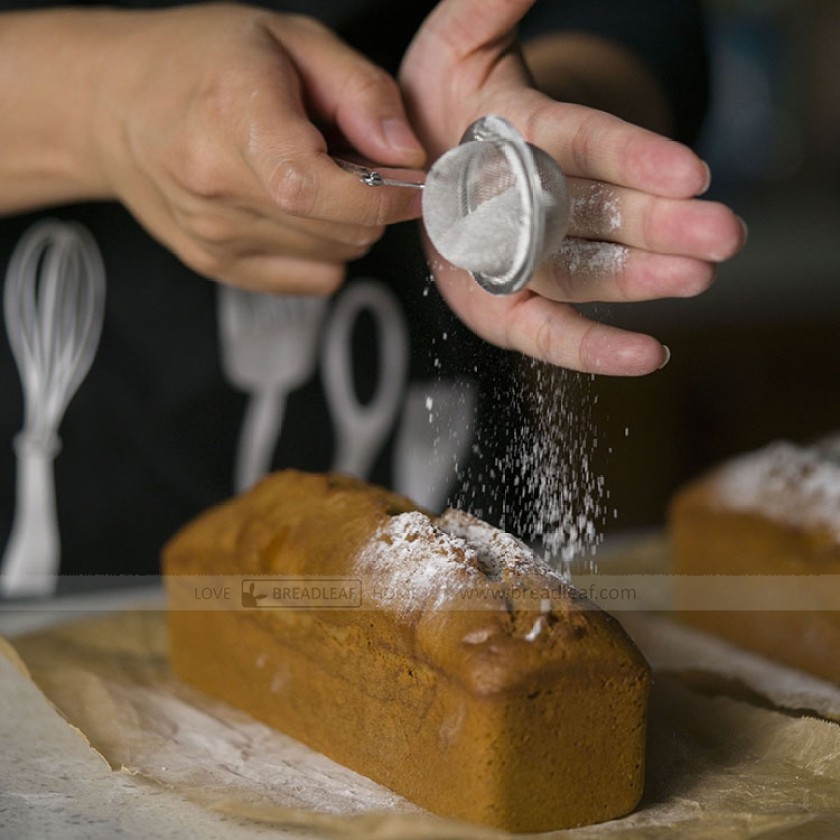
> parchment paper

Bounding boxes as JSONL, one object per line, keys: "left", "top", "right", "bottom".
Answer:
{"left": 593, "top": 533, "right": 840, "bottom": 723}
{"left": 4, "top": 541, "right": 840, "bottom": 838}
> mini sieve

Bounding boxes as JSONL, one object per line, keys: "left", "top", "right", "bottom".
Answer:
{"left": 336, "top": 115, "right": 571, "bottom": 295}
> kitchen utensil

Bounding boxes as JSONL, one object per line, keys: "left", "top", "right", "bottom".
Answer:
{"left": 336, "top": 115, "right": 571, "bottom": 295}
{"left": 1, "top": 220, "right": 106, "bottom": 598}
{"left": 218, "top": 287, "right": 327, "bottom": 494}
{"left": 393, "top": 379, "right": 477, "bottom": 511}
{"left": 321, "top": 280, "right": 408, "bottom": 479}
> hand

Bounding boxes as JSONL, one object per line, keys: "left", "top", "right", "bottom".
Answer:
{"left": 86, "top": 4, "right": 425, "bottom": 293}
{"left": 400, "top": 0, "right": 747, "bottom": 376}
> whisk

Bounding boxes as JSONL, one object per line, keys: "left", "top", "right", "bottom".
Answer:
{"left": 337, "top": 115, "right": 571, "bottom": 295}
{"left": 0, "top": 220, "right": 106, "bottom": 598}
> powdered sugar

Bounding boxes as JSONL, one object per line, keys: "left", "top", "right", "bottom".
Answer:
{"left": 422, "top": 116, "right": 570, "bottom": 294}
{"left": 436, "top": 508, "right": 548, "bottom": 580}
{"left": 547, "top": 184, "right": 626, "bottom": 278}
{"left": 431, "top": 185, "right": 523, "bottom": 277}
{"left": 552, "top": 238, "right": 628, "bottom": 277}
{"left": 353, "top": 509, "right": 563, "bottom": 618}
{"left": 455, "top": 360, "right": 607, "bottom": 568}
{"left": 570, "top": 183, "right": 622, "bottom": 236}
{"left": 354, "top": 511, "right": 479, "bottom": 615}
{"left": 714, "top": 441, "right": 840, "bottom": 538}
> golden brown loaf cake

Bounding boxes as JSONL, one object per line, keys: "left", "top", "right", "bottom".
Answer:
{"left": 670, "top": 440, "right": 840, "bottom": 684}
{"left": 163, "top": 470, "right": 651, "bottom": 833}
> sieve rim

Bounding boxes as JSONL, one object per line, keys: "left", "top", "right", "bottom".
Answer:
{"left": 459, "top": 116, "right": 546, "bottom": 296}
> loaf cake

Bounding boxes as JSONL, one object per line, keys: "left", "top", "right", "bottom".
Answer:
{"left": 670, "top": 440, "right": 840, "bottom": 684}
{"left": 163, "top": 470, "right": 650, "bottom": 832}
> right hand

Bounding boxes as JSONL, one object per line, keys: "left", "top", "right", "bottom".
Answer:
{"left": 83, "top": 4, "right": 425, "bottom": 293}
{"left": 399, "top": 0, "right": 746, "bottom": 376}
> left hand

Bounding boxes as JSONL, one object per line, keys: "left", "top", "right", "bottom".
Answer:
{"left": 399, "top": 0, "right": 747, "bottom": 376}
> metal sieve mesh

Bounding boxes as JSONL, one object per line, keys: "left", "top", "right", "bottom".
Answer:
{"left": 336, "top": 115, "right": 571, "bottom": 295}
{"left": 422, "top": 116, "right": 570, "bottom": 294}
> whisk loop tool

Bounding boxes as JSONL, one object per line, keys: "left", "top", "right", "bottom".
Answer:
{"left": 0, "top": 220, "right": 106, "bottom": 598}
{"left": 337, "top": 115, "right": 570, "bottom": 294}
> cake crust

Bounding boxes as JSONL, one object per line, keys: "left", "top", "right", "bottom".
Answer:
{"left": 164, "top": 470, "right": 650, "bottom": 832}
{"left": 670, "top": 441, "right": 840, "bottom": 684}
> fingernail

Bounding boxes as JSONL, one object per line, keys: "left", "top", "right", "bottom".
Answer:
{"left": 658, "top": 345, "right": 671, "bottom": 370}
{"left": 737, "top": 214, "right": 749, "bottom": 245}
{"left": 382, "top": 117, "right": 423, "bottom": 156}
{"left": 697, "top": 161, "right": 712, "bottom": 196}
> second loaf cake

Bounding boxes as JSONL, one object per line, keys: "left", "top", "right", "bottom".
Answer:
{"left": 670, "top": 440, "right": 840, "bottom": 685}
{"left": 164, "top": 470, "right": 650, "bottom": 832}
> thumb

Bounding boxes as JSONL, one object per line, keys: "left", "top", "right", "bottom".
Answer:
{"left": 266, "top": 16, "right": 425, "bottom": 168}
{"left": 417, "top": 0, "right": 537, "bottom": 56}
{"left": 400, "top": 0, "right": 536, "bottom": 150}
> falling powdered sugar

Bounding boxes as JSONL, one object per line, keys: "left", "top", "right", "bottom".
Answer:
{"left": 508, "top": 361, "right": 607, "bottom": 567}
{"left": 422, "top": 172, "right": 621, "bottom": 571}
{"left": 454, "top": 358, "right": 608, "bottom": 571}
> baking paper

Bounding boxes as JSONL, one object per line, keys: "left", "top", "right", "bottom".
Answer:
{"left": 3, "top": 548, "right": 840, "bottom": 838}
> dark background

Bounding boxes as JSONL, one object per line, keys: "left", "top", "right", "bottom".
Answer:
{"left": 589, "top": 0, "right": 840, "bottom": 533}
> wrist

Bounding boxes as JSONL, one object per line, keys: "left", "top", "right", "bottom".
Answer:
{"left": 0, "top": 9, "right": 122, "bottom": 213}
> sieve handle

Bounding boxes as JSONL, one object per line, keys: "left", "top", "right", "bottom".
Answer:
{"left": 334, "top": 158, "right": 425, "bottom": 190}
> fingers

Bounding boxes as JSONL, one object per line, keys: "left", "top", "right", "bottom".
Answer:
{"left": 220, "top": 15, "right": 426, "bottom": 227}
{"left": 261, "top": 14, "right": 425, "bottom": 169}
{"left": 173, "top": 200, "right": 383, "bottom": 292}
{"left": 125, "top": 161, "right": 371, "bottom": 294}
{"left": 504, "top": 293, "right": 670, "bottom": 375}
{"left": 522, "top": 175, "right": 747, "bottom": 303}
{"left": 528, "top": 239, "right": 715, "bottom": 304}
{"left": 170, "top": 193, "right": 390, "bottom": 264}
{"left": 417, "top": 0, "right": 536, "bottom": 54}
{"left": 400, "top": 0, "right": 536, "bottom": 150}
{"left": 211, "top": 254, "right": 346, "bottom": 296}
{"left": 233, "top": 98, "right": 424, "bottom": 227}
{"left": 518, "top": 98, "right": 711, "bottom": 199}
{"left": 565, "top": 178, "right": 747, "bottom": 262}
{"left": 520, "top": 171, "right": 747, "bottom": 304}
{"left": 91, "top": 4, "right": 426, "bottom": 295}
{"left": 435, "top": 267, "right": 669, "bottom": 376}
{"left": 245, "top": 123, "right": 425, "bottom": 227}
{"left": 175, "top": 223, "right": 351, "bottom": 295}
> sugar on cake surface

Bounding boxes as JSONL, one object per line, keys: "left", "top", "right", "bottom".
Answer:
{"left": 709, "top": 440, "right": 840, "bottom": 538}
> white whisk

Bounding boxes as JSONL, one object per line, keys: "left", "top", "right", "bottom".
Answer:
{"left": 1, "top": 220, "right": 106, "bottom": 598}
